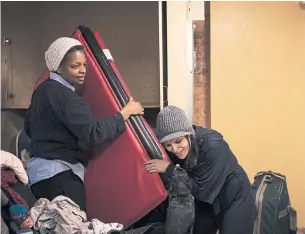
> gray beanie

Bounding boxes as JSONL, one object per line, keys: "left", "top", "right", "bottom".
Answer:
{"left": 45, "top": 37, "right": 82, "bottom": 72}
{"left": 156, "top": 106, "right": 195, "bottom": 143}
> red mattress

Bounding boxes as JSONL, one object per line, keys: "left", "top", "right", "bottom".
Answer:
{"left": 35, "top": 27, "right": 168, "bottom": 227}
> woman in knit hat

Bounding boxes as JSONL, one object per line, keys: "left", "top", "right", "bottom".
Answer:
{"left": 143, "top": 106, "right": 257, "bottom": 234}
{"left": 25, "top": 37, "right": 144, "bottom": 211}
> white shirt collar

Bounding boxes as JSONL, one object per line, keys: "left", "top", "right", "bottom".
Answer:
{"left": 49, "top": 72, "right": 75, "bottom": 92}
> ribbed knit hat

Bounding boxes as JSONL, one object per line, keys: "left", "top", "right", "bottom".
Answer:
{"left": 45, "top": 37, "right": 82, "bottom": 72}
{"left": 156, "top": 106, "right": 195, "bottom": 143}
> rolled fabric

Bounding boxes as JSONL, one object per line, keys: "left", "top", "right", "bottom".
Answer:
{"left": 1, "top": 150, "right": 28, "bottom": 184}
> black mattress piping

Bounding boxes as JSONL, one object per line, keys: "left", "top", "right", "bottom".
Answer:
{"left": 77, "top": 25, "right": 164, "bottom": 161}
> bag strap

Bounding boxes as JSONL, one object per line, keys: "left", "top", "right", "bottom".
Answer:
{"left": 254, "top": 171, "right": 286, "bottom": 181}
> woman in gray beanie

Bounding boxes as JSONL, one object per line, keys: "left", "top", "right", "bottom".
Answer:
{"left": 25, "top": 37, "right": 144, "bottom": 211}
{"left": 144, "top": 106, "right": 257, "bottom": 234}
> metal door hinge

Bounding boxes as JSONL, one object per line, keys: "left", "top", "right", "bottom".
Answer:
{"left": 5, "top": 92, "right": 15, "bottom": 99}
{"left": 163, "top": 86, "right": 168, "bottom": 104}
{"left": 3, "top": 37, "right": 12, "bottom": 45}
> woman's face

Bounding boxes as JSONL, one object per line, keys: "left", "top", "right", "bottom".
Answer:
{"left": 163, "top": 136, "right": 190, "bottom": 159}
{"left": 57, "top": 50, "right": 87, "bottom": 86}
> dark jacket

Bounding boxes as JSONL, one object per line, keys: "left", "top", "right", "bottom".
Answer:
{"left": 164, "top": 125, "right": 257, "bottom": 233}
{"left": 24, "top": 79, "right": 126, "bottom": 165}
{"left": 164, "top": 125, "right": 241, "bottom": 205}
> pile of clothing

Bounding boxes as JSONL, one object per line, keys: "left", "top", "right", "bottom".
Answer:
{"left": 0, "top": 150, "right": 163, "bottom": 234}
{"left": 30, "top": 195, "right": 124, "bottom": 234}
{"left": 1, "top": 150, "right": 37, "bottom": 233}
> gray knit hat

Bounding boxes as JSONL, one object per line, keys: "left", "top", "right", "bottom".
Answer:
{"left": 156, "top": 106, "right": 195, "bottom": 143}
{"left": 45, "top": 37, "right": 82, "bottom": 72}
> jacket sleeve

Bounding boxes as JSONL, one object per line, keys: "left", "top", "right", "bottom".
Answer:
{"left": 187, "top": 130, "right": 232, "bottom": 204}
{"left": 49, "top": 88, "right": 126, "bottom": 149}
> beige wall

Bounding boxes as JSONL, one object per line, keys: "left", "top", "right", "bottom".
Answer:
{"left": 211, "top": 1, "right": 305, "bottom": 226}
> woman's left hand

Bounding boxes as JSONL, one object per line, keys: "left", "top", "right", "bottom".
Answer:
{"left": 143, "top": 159, "right": 170, "bottom": 173}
